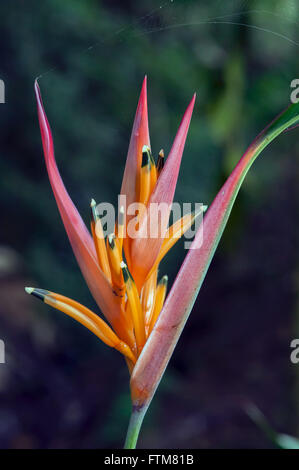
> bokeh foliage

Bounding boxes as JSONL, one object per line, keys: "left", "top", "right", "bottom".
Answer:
{"left": 0, "top": 0, "right": 298, "bottom": 448}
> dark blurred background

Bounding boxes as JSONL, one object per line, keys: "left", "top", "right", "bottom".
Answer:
{"left": 0, "top": 0, "right": 298, "bottom": 448}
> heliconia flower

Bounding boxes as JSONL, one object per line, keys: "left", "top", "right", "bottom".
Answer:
{"left": 27, "top": 77, "right": 299, "bottom": 448}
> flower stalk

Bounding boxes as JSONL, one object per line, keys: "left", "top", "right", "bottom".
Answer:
{"left": 124, "top": 406, "right": 148, "bottom": 449}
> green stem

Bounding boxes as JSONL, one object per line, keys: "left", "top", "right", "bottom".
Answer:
{"left": 124, "top": 405, "right": 148, "bottom": 449}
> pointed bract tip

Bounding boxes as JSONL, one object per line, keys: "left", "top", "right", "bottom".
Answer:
{"left": 189, "top": 93, "right": 196, "bottom": 109}
{"left": 90, "top": 198, "right": 96, "bottom": 207}
{"left": 158, "top": 149, "right": 164, "bottom": 158}
{"left": 183, "top": 93, "right": 196, "bottom": 115}
{"left": 139, "top": 75, "right": 148, "bottom": 104}
{"left": 25, "top": 287, "right": 34, "bottom": 294}
{"left": 34, "top": 79, "right": 42, "bottom": 101}
{"left": 25, "top": 287, "right": 47, "bottom": 301}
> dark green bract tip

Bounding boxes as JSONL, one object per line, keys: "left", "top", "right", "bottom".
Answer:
{"left": 141, "top": 149, "right": 150, "bottom": 168}
{"left": 25, "top": 287, "right": 48, "bottom": 302}
{"left": 108, "top": 234, "right": 115, "bottom": 249}
{"left": 120, "top": 261, "right": 130, "bottom": 282}
{"left": 32, "top": 290, "right": 46, "bottom": 301}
